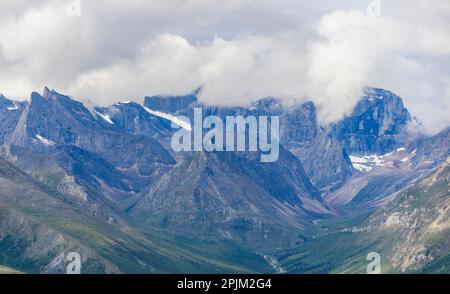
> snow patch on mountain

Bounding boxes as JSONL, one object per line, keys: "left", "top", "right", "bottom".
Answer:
{"left": 143, "top": 107, "right": 192, "bottom": 131}
{"left": 349, "top": 147, "right": 415, "bottom": 173}
{"left": 95, "top": 110, "right": 114, "bottom": 124}
{"left": 349, "top": 155, "right": 386, "bottom": 172}
{"left": 35, "top": 135, "right": 55, "bottom": 146}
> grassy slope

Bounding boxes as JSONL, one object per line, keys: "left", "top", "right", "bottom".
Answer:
{"left": 278, "top": 160, "right": 450, "bottom": 273}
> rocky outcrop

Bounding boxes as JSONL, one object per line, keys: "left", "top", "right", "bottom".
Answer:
{"left": 332, "top": 88, "right": 412, "bottom": 155}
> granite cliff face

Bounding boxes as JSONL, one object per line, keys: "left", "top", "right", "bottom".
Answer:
{"left": 7, "top": 88, "right": 175, "bottom": 169}
{"left": 3, "top": 89, "right": 176, "bottom": 202}
{"left": 281, "top": 102, "right": 353, "bottom": 190}
{"left": 332, "top": 88, "right": 412, "bottom": 155}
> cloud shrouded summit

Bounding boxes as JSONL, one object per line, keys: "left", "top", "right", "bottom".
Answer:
{"left": 0, "top": 0, "right": 449, "bottom": 133}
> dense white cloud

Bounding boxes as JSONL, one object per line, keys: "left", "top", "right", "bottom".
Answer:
{"left": 0, "top": 0, "right": 449, "bottom": 133}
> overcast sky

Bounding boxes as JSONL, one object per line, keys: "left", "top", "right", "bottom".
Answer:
{"left": 0, "top": 0, "right": 449, "bottom": 133}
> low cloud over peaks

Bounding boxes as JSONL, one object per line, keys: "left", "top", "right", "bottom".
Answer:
{"left": 0, "top": 0, "right": 449, "bottom": 133}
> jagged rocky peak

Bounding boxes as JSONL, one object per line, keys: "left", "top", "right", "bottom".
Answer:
{"left": 0, "top": 93, "right": 8, "bottom": 102}
{"left": 30, "top": 87, "right": 96, "bottom": 121}
{"left": 0, "top": 94, "right": 25, "bottom": 110}
{"left": 409, "top": 126, "right": 450, "bottom": 168}
{"left": 357, "top": 87, "right": 411, "bottom": 123}
{"left": 98, "top": 99, "right": 172, "bottom": 137}
{"left": 43, "top": 86, "right": 52, "bottom": 98}
{"left": 0, "top": 94, "right": 25, "bottom": 145}
{"left": 30, "top": 86, "right": 60, "bottom": 101}
{"left": 281, "top": 101, "right": 318, "bottom": 144}
{"left": 0, "top": 93, "right": 13, "bottom": 107}
{"left": 128, "top": 148, "right": 332, "bottom": 243}
{"left": 144, "top": 88, "right": 200, "bottom": 113}
{"left": 333, "top": 87, "right": 412, "bottom": 155}
{"left": 39, "top": 87, "right": 82, "bottom": 105}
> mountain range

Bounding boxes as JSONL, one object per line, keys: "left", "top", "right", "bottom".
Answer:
{"left": 0, "top": 87, "right": 448, "bottom": 273}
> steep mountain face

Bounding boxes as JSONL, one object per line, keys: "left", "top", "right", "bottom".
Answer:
{"left": 144, "top": 89, "right": 199, "bottom": 113}
{"left": 301, "top": 88, "right": 417, "bottom": 208}
{"left": 0, "top": 95, "right": 25, "bottom": 145}
{"left": 333, "top": 88, "right": 412, "bottom": 155}
{"left": 281, "top": 102, "right": 353, "bottom": 190}
{"left": 95, "top": 101, "right": 172, "bottom": 138}
{"left": 127, "top": 148, "right": 331, "bottom": 248}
